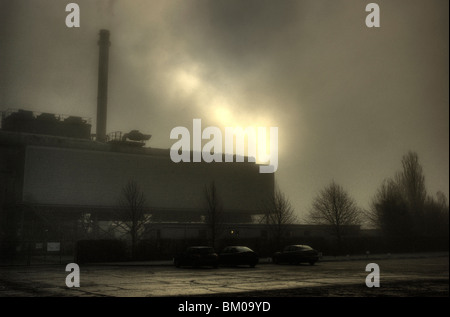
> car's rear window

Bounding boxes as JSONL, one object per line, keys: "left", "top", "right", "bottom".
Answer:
{"left": 188, "top": 247, "right": 214, "bottom": 254}
{"left": 235, "top": 246, "right": 252, "bottom": 252}
{"left": 295, "top": 245, "right": 313, "bottom": 251}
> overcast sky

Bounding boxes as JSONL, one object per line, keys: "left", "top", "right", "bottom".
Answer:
{"left": 1, "top": 0, "right": 448, "bottom": 221}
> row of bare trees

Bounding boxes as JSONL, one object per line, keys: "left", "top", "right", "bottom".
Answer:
{"left": 113, "top": 179, "right": 297, "bottom": 258}
{"left": 258, "top": 151, "right": 448, "bottom": 253}
{"left": 304, "top": 151, "right": 449, "bottom": 251}
{"left": 113, "top": 151, "right": 448, "bottom": 259}
{"left": 112, "top": 180, "right": 237, "bottom": 259}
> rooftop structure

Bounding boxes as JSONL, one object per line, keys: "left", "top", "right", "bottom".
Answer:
{"left": 1, "top": 108, "right": 92, "bottom": 140}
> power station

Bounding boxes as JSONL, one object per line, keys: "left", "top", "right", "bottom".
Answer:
{"left": 0, "top": 30, "right": 277, "bottom": 261}
{"left": 0, "top": 30, "right": 359, "bottom": 263}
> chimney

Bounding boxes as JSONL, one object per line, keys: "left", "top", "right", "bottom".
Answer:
{"left": 96, "top": 29, "right": 110, "bottom": 142}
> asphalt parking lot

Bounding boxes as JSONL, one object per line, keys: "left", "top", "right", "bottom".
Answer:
{"left": 0, "top": 252, "right": 448, "bottom": 297}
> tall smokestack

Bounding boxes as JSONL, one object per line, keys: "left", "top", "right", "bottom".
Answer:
{"left": 96, "top": 29, "right": 110, "bottom": 142}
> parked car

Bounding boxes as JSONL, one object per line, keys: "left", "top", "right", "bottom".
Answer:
{"left": 219, "top": 246, "right": 259, "bottom": 267}
{"left": 173, "top": 246, "right": 219, "bottom": 268}
{"left": 272, "top": 245, "right": 320, "bottom": 265}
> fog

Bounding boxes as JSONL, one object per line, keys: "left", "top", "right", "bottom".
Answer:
{"left": 1, "top": 0, "right": 448, "bottom": 221}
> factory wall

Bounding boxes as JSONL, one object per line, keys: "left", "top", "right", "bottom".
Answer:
{"left": 22, "top": 145, "right": 274, "bottom": 214}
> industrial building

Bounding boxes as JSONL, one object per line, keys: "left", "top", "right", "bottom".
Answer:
{"left": 0, "top": 109, "right": 275, "bottom": 261}
{"left": 0, "top": 29, "right": 277, "bottom": 261}
{"left": 0, "top": 30, "right": 361, "bottom": 263}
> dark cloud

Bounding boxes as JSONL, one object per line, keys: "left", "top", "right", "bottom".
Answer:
{"left": 1, "top": 0, "right": 448, "bottom": 219}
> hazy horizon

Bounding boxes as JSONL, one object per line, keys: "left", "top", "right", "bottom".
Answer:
{"left": 1, "top": 0, "right": 448, "bottom": 222}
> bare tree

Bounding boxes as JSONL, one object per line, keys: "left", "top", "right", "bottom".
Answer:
{"left": 396, "top": 152, "right": 426, "bottom": 206}
{"left": 204, "top": 181, "right": 224, "bottom": 249}
{"left": 261, "top": 186, "right": 297, "bottom": 250}
{"left": 115, "top": 180, "right": 151, "bottom": 260}
{"left": 306, "top": 181, "right": 361, "bottom": 250}
{"left": 395, "top": 151, "right": 427, "bottom": 234}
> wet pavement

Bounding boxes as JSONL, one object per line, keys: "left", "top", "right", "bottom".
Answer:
{"left": 0, "top": 252, "right": 448, "bottom": 297}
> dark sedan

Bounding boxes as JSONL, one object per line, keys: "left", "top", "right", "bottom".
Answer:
{"left": 173, "top": 246, "right": 219, "bottom": 268}
{"left": 272, "top": 245, "right": 320, "bottom": 265}
{"left": 219, "top": 246, "right": 259, "bottom": 267}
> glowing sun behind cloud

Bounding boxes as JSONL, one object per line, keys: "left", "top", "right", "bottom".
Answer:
{"left": 169, "top": 62, "right": 279, "bottom": 165}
